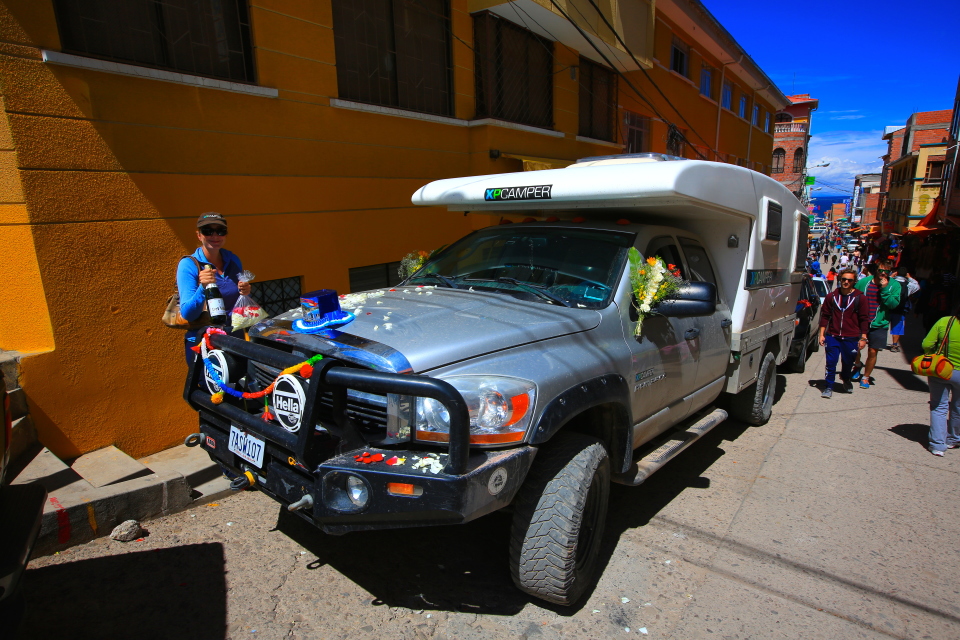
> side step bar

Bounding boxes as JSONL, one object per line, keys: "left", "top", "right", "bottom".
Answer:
{"left": 612, "top": 407, "right": 728, "bottom": 486}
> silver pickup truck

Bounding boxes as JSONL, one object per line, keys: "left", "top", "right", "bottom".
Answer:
{"left": 185, "top": 155, "right": 805, "bottom": 605}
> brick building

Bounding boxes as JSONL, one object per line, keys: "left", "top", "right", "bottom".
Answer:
{"left": 941, "top": 78, "right": 960, "bottom": 223}
{"left": 879, "top": 110, "right": 952, "bottom": 231}
{"left": 853, "top": 173, "right": 882, "bottom": 225}
{"left": 771, "top": 94, "right": 819, "bottom": 198}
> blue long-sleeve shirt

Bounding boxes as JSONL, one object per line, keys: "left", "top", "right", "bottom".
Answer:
{"left": 176, "top": 247, "right": 243, "bottom": 320}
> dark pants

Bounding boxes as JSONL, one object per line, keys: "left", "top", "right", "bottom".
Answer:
{"left": 824, "top": 335, "right": 859, "bottom": 386}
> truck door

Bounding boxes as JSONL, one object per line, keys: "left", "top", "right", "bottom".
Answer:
{"left": 678, "top": 237, "right": 732, "bottom": 392}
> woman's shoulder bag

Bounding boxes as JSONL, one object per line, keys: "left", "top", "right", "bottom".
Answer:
{"left": 162, "top": 256, "right": 211, "bottom": 330}
{"left": 911, "top": 316, "right": 956, "bottom": 380}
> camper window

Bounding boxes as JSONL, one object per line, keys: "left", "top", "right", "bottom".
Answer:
{"left": 765, "top": 201, "right": 782, "bottom": 241}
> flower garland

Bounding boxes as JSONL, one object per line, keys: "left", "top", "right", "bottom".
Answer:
{"left": 193, "top": 327, "right": 323, "bottom": 422}
{"left": 628, "top": 248, "right": 685, "bottom": 336}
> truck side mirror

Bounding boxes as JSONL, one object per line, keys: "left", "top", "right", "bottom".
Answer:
{"left": 653, "top": 282, "right": 717, "bottom": 317}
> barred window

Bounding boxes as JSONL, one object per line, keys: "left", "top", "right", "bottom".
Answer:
{"left": 250, "top": 276, "right": 302, "bottom": 317}
{"left": 349, "top": 262, "right": 404, "bottom": 293}
{"left": 624, "top": 110, "right": 649, "bottom": 154}
{"left": 474, "top": 12, "right": 553, "bottom": 129}
{"left": 53, "top": 0, "right": 255, "bottom": 83}
{"left": 332, "top": 0, "right": 452, "bottom": 116}
{"left": 578, "top": 58, "right": 617, "bottom": 142}
{"left": 793, "top": 147, "right": 805, "bottom": 173}
{"left": 772, "top": 148, "right": 785, "bottom": 174}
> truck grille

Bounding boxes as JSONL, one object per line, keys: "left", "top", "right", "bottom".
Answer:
{"left": 248, "top": 361, "right": 388, "bottom": 432}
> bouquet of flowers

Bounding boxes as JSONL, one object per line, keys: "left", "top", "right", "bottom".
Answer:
{"left": 628, "top": 248, "right": 685, "bottom": 336}
{"left": 398, "top": 250, "right": 431, "bottom": 280}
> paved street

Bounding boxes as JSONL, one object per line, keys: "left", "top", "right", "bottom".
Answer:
{"left": 17, "top": 321, "right": 960, "bottom": 640}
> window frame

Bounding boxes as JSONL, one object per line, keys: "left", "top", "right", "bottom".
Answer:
{"left": 721, "top": 82, "right": 733, "bottom": 110}
{"left": 670, "top": 37, "right": 689, "bottom": 77}
{"left": 699, "top": 66, "right": 713, "bottom": 99}
{"left": 793, "top": 147, "right": 805, "bottom": 174}
{"left": 578, "top": 56, "right": 618, "bottom": 142}
{"left": 738, "top": 95, "right": 748, "bottom": 119}
{"left": 772, "top": 148, "right": 785, "bottom": 174}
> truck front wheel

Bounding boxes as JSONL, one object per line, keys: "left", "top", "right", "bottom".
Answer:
{"left": 730, "top": 350, "right": 777, "bottom": 425}
{"left": 509, "top": 433, "right": 610, "bottom": 605}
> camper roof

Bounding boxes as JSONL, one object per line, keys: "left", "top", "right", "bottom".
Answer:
{"left": 412, "top": 158, "right": 783, "bottom": 220}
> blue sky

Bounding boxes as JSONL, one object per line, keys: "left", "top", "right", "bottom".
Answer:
{"left": 702, "top": 0, "right": 960, "bottom": 196}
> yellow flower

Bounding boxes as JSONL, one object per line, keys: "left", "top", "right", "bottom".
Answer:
{"left": 646, "top": 257, "right": 658, "bottom": 266}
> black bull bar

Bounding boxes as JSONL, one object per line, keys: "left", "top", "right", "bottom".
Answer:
{"left": 184, "top": 333, "right": 471, "bottom": 474}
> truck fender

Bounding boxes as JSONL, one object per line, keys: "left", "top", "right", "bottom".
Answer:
{"left": 530, "top": 375, "right": 633, "bottom": 474}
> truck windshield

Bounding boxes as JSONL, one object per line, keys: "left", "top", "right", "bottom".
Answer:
{"left": 408, "top": 226, "right": 634, "bottom": 309}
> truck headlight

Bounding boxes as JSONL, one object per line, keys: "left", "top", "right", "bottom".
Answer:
{"left": 415, "top": 376, "right": 535, "bottom": 445}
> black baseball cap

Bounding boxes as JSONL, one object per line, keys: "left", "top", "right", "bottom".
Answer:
{"left": 196, "top": 212, "right": 227, "bottom": 228}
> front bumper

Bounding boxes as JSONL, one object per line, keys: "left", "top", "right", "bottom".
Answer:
{"left": 186, "top": 333, "right": 535, "bottom": 534}
{"left": 199, "top": 412, "right": 535, "bottom": 533}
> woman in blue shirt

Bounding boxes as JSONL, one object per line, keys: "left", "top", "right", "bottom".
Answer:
{"left": 176, "top": 212, "right": 250, "bottom": 364}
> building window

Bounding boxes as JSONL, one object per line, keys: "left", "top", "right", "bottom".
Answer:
{"left": 624, "top": 111, "right": 649, "bottom": 154}
{"left": 474, "top": 12, "right": 553, "bottom": 129}
{"left": 349, "top": 262, "right": 403, "bottom": 293}
{"left": 666, "top": 127, "right": 685, "bottom": 157}
{"left": 670, "top": 38, "right": 688, "bottom": 77}
{"left": 52, "top": 0, "right": 255, "bottom": 83}
{"left": 332, "top": 0, "right": 452, "bottom": 116}
{"left": 699, "top": 67, "right": 713, "bottom": 98}
{"left": 752, "top": 105, "right": 760, "bottom": 126}
{"left": 775, "top": 113, "right": 792, "bottom": 123}
{"left": 772, "top": 148, "right": 785, "bottom": 174}
{"left": 764, "top": 112, "right": 771, "bottom": 133}
{"left": 793, "top": 147, "right": 805, "bottom": 173}
{"left": 578, "top": 57, "right": 617, "bottom": 142}
{"left": 250, "top": 276, "right": 302, "bottom": 317}
{"left": 925, "top": 161, "right": 944, "bottom": 183}
{"left": 738, "top": 95, "right": 748, "bottom": 118}
{"left": 721, "top": 82, "right": 732, "bottom": 110}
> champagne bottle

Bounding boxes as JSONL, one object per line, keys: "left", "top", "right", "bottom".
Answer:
{"left": 203, "top": 265, "right": 227, "bottom": 325}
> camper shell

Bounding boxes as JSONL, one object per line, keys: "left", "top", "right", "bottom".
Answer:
{"left": 184, "top": 154, "right": 807, "bottom": 606}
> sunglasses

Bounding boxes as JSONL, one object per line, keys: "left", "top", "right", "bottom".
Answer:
{"left": 200, "top": 226, "right": 228, "bottom": 237}
{"left": 839, "top": 278, "right": 856, "bottom": 283}
{"left": 877, "top": 269, "right": 890, "bottom": 274}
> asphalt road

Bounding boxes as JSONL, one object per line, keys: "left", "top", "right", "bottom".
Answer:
{"left": 16, "top": 323, "right": 960, "bottom": 640}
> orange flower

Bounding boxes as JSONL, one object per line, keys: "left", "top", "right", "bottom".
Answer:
{"left": 667, "top": 263, "right": 676, "bottom": 270}
{"left": 646, "top": 257, "right": 658, "bottom": 266}
{"left": 418, "top": 250, "right": 430, "bottom": 258}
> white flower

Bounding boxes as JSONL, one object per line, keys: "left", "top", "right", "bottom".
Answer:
{"left": 640, "top": 303, "right": 651, "bottom": 312}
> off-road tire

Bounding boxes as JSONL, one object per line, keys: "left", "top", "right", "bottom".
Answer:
{"left": 730, "top": 350, "right": 776, "bottom": 425}
{"left": 509, "top": 433, "right": 610, "bottom": 606}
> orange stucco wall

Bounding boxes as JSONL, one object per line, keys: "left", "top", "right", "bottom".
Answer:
{"left": 0, "top": 0, "right": 630, "bottom": 459}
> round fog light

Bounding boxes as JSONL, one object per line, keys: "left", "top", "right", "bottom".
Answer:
{"left": 346, "top": 475, "right": 369, "bottom": 507}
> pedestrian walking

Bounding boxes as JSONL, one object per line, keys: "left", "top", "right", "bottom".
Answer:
{"left": 818, "top": 269, "right": 869, "bottom": 398}
{"left": 888, "top": 268, "right": 919, "bottom": 353}
{"left": 851, "top": 260, "right": 901, "bottom": 388}
{"left": 921, "top": 307, "right": 960, "bottom": 456}
{"left": 826, "top": 267, "right": 837, "bottom": 291}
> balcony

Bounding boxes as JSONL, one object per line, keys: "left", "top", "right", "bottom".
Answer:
{"left": 775, "top": 123, "right": 807, "bottom": 133}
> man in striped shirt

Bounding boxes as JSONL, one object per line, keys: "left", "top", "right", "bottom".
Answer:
{"left": 852, "top": 260, "right": 901, "bottom": 388}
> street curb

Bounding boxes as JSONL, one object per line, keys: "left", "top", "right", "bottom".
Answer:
{"left": 32, "top": 469, "right": 192, "bottom": 556}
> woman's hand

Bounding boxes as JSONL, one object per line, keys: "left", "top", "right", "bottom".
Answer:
{"left": 198, "top": 267, "right": 217, "bottom": 286}
{"left": 238, "top": 280, "right": 251, "bottom": 296}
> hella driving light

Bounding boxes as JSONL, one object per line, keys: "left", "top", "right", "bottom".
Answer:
{"left": 415, "top": 376, "right": 536, "bottom": 445}
{"left": 321, "top": 472, "right": 370, "bottom": 512}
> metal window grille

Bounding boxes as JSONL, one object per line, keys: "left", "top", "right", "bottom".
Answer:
{"left": 775, "top": 113, "right": 792, "bottom": 123}
{"left": 772, "top": 148, "right": 785, "bottom": 173}
{"left": 474, "top": 12, "right": 553, "bottom": 130}
{"left": 578, "top": 57, "right": 617, "bottom": 142}
{"left": 52, "top": 0, "right": 255, "bottom": 83}
{"left": 792, "top": 148, "right": 805, "bottom": 173}
{"left": 332, "top": 0, "right": 453, "bottom": 116}
{"left": 624, "top": 111, "right": 649, "bottom": 154}
{"left": 348, "top": 262, "right": 404, "bottom": 293}
{"left": 250, "top": 276, "right": 302, "bottom": 317}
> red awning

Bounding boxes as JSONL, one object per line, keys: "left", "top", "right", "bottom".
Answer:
{"left": 916, "top": 197, "right": 941, "bottom": 229}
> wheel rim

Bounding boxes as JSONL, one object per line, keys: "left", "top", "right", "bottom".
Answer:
{"left": 575, "top": 470, "right": 603, "bottom": 573}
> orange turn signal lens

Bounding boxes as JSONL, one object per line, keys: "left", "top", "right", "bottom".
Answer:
{"left": 387, "top": 482, "right": 423, "bottom": 497}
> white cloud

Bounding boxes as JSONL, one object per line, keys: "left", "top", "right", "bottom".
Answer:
{"left": 806, "top": 130, "right": 886, "bottom": 194}
{"left": 830, "top": 115, "right": 866, "bottom": 120}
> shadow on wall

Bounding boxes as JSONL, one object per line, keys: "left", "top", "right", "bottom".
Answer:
{"left": 17, "top": 543, "right": 227, "bottom": 640}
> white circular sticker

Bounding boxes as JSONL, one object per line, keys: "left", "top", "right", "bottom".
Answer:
{"left": 272, "top": 374, "right": 306, "bottom": 433}
{"left": 487, "top": 468, "right": 508, "bottom": 495}
{"left": 204, "top": 350, "right": 229, "bottom": 395}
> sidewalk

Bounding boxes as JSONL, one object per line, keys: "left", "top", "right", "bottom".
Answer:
{"left": 13, "top": 441, "right": 231, "bottom": 556}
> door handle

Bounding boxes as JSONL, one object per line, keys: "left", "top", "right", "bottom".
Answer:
{"left": 720, "top": 318, "right": 732, "bottom": 328}
{"left": 684, "top": 328, "right": 700, "bottom": 340}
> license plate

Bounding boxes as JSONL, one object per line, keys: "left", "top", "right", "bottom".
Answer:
{"left": 228, "top": 426, "right": 265, "bottom": 468}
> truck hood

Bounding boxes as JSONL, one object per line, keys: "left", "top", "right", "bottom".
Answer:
{"left": 249, "top": 286, "right": 601, "bottom": 373}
